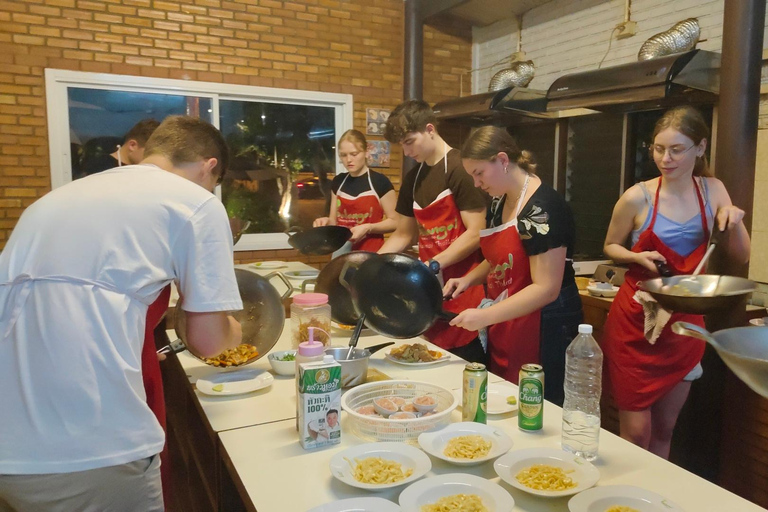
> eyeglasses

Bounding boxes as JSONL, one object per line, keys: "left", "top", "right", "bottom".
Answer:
{"left": 650, "top": 143, "right": 696, "bottom": 160}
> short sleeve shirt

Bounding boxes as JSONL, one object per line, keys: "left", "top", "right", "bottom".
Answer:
{"left": 331, "top": 170, "right": 394, "bottom": 198}
{"left": 489, "top": 183, "right": 576, "bottom": 286}
{"left": 396, "top": 149, "right": 488, "bottom": 217}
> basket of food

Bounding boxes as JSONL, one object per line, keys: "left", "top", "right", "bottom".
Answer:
{"left": 341, "top": 380, "right": 459, "bottom": 445}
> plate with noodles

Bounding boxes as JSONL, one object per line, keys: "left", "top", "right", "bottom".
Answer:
{"left": 398, "top": 473, "right": 515, "bottom": 512}
{"left": 330, "top": 442, "right": 431, "bottom": 491}
{"left": 195, "top": 369, "right": 274, "bottom": 396}
{"left": 568, "top": 485, "right": 684, "bottom": 512}
{"left": 307, "top": 497, "right": 401, "bottom": 512}
{"left": 385, "top": 343, "right": 450, "bottom": 366}
{"left": 493, "top": 447, "right": 600, "bottom": 498}
{"left": 418, "top": 422, "right": 513, "bottom": 466}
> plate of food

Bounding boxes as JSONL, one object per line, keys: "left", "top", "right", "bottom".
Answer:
{"left": 385, "top": 343, "right": 450, "bottom": 366}
{"left": 568, "top": 485, "right": 684, "bottom": 512}
{"left": 494, "top": 447, "right": 600, "bottom": 498}
{"left": 284, "top": 269, "right": 320, "bottom": 280}
{"left": 250, "top": 261, "right": 287, "bottom": 270}
{"left": 398, "top": 473, "right": 514, "bottom": 512}
{"left": 196, "top": 369, "right": 274, "bottom": 396}
{"left": 329, "top": 442, "right": 431, "bottom": 491}
{"left": 307, "top": 497, "right": 401, "bottom": 512}
{"left": 418, "top": 422, "right": 513, "bottom": 466}
{"left": 451, "top": 381, "right": 518, "bottom": 415}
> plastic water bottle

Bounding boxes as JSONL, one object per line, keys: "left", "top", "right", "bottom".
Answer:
{"left": 561, "top": 324, "right": 603, "bottom": 461}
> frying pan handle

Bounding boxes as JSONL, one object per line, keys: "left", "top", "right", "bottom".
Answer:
{"left": 671, "top": 321, "right": 715, "bottom": 343}
{"left": 339, "top": 260, "right": 359, "bottom": 291}
{"left": 301, "top": 278, "right": 317, "bottom": 293}
{"left": 264, "top": 271, "right": 294, "bottom": 301}
{"left": 438, "top": 310, "right": 457, "bottom": 321}
{"left": 365, "top": 341, "right": 395, "bottom": 355}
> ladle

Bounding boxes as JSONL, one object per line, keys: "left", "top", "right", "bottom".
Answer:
{"left": 674, "top": 217, "right": 727, "bottom": 295}
{"left": 673, "top": 321, "right": 768, "bottom": 398}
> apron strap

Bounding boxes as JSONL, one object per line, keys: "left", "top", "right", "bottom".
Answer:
{"left": 648, "top": 176, "right": 709, "bottom": 238}
{"left": 366, "top": 170, "right": 380, "bottom": 201}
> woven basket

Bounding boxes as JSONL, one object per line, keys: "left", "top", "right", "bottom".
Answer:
{"left": 341, "top": 380, "right": 458, "bottom": 445}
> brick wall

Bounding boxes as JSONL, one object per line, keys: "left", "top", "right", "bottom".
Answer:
{"left": 472, "top": 0, "right": 767, "bottom": 93}
{"left": 0, "top": 0, "right": 472, "bottom": 254}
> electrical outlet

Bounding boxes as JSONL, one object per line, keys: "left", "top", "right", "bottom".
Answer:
{"left": 510, "top": 51, "right": 527, "bottom": 62}
{"left": 615, "top": 21, "right": 637, "bottom": 39}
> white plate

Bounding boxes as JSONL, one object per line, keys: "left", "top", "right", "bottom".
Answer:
{"left": 494, "top": 447, "right": 600, "bottom": 498}
{"left": 307, "top": 497, "right": 401, "bottom": 512}
{"left": 749, "top": 317, "right": 766, "bottom": 327}
{"left": 284, "top": 269, "right": 320, "bottom": 280}
{"left": 196, "top": 369, "right": 274, "bottom": 396}
{"left": 399, "top": 473, "right": 515, "bottom": 512}
{"left": 384, "top": 348, "right": 450, "bottom": 367}
{"left": 330, "top": 442, "right": 432, "bottom": 491}
{"left": 418, "top": 422, "right": 513, "bottom": 466}
{"left": 250, "top": 261, "right": 286, "bottom": 269}
{"left": 568, "top": 485, "right": 684, "bottom": 512}
{"left": 587, "top": 284, "right": 619, "bottom": 298}
{"left": 452, "top": 382, "right": 519, "bottom": 415}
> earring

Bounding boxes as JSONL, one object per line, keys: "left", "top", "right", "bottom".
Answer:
{"left": 503, "top": 165, "right": 508, "bottom": 174}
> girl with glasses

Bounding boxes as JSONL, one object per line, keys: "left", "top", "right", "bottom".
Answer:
{"left": 601, "top": 105, "right": 750, "bottom": 459}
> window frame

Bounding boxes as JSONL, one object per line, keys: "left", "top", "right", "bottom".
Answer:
{"left": 45, "top": 68, "right": 354, "bottom": 251}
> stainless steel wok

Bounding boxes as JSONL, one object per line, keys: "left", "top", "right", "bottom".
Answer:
{"left": 638, "top": 275, "right": 756, "bottom": 315}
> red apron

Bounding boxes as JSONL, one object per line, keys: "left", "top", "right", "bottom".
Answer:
{"left": 412, "top": 149, "right": 485, "bottom": 350}
{"left": 336, "top": 171, "right": 385, "bottom": 252}
{"left": 603, "top": 177, "right": 708, "bottom": 411}
{"left": 142, "top": 285, "right": 171, "bottom": 504}
{"left": 481, "top": 182, "right": 540, "bottom": 383}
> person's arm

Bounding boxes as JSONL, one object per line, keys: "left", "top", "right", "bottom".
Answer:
{"left": 349, "top": 190, "right": 398, "bottom": 242}
{"left": 313, "top": 192, "right": 339, "bottom": 227}
{"left": 430, "top": 207, "right": 484, "bottom": 268}
{"left": 603, "top": 185, "right": 665, "bottom": 273}
{"left": 443, "top": 259, "right": 491, "bottom": 299}
{"left": 708, "top": 178, "right": 750, "bottom": 265}
{"left": 183, "top": 310, "right": 242, "bottom": 358}
{"left": 450, "top": 247, "right": 566, "bottom": 331}
{"left": 378, "top": 214, "right": 419, "bottom": 253}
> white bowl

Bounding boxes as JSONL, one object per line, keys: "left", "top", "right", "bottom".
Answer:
{"left": 587, "top": 284, "right": 619, "bottom": 298}
{"left": 329, "top": 442, "right": 431, "bottom": 491}
{"left": 267, "top": 350, "right": 297, "bottom": 376}
{"left": 418, "top": 422, "right": 513, "bottom": 466}
{"left": 568, "top": 485, "right": 684, "bottom": 512}
{"left": 412, "top": 395, "right": 438, "bottom": 413}
{"left": 398, "top": 473, "right": 514, "bottom": 512}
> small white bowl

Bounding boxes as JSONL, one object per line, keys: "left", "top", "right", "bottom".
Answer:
{"left": 412, "top": 395, "right": 438, "bottom": 413}
{"left": 268, "top": 350, "right": 297, "bottom": 376}
{"left": 373, "top": 397, "right": 400, "bottom": 416}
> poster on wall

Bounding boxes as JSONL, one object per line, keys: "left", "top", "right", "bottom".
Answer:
{"left": 366, "top": 141, "right": 390, "bottom": 168}
{"left": 366, "top": 108, "right": 390, "bottom": 136}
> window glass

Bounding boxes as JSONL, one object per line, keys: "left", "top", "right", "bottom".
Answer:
{"left": 218, "top": 100, "right": 336, "bottom": 234}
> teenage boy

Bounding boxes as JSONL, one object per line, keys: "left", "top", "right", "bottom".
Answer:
{"left": 379, "top": 99, "right": 488, "bottom": 363}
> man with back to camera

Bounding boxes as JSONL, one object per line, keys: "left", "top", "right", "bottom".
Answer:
{"left": 378, "top": 99, "right": 488, "bottom": 363}
{"left": 79, "top": 118, "right": 161, "bottom": 177}
{"left": 0, "top": 116, "right": 243, "bottom": 511}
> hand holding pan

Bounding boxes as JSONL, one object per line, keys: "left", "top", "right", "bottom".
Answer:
{"left": 345, "top": 253, "right": 457, "bottom": 339}
{"left": 286, "top": 225, "right": 351, "bottom": 255}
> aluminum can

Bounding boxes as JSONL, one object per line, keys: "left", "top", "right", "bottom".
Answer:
{"left": 462, "top": 362, "right": 487, "bottom": 423}
{"left": 518, "top": 363, "right": 544, "bottom": 431}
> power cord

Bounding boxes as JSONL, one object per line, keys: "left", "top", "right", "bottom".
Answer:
{"left": 598, "top": 27, "right": 622, "bottom": 69}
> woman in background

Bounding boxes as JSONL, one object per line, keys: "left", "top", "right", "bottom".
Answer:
{"left": 602, "top": 105, "right": 750, "bottom": 459}
{"left": 444, "top": 126, "right": 582, "bottom": 393}
{"left": 313, "top": 130, "right": 397, "bottom": 252}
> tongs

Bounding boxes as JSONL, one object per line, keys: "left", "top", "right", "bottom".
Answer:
{"left": 674, "top": 216, "right": 728, "bottom": 295}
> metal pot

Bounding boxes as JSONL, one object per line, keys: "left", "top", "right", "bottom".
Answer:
{"left": 324, "top": 342, "right": 394, "bottom": 388}
{"left": 638, "top": 274, "right": 756, "bottom": 315}
{"left": 673, "top": 321, "right": 768, "bottom": 398}
{"left": 168, "top": 268, "right": 292, "bottom": 367}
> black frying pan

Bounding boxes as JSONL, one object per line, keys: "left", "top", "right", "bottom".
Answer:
{"left": 287, "top": 225, "right": 352, "bottom": 255}
{"left": 314, "top": 251, "right": 377, "bottom": 325}
{"left": 346, "top": 253, "right": 456, "bottom": 339}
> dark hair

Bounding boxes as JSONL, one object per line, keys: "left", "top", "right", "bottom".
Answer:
{"left": 338, "top": 129, "right": 367, "bottom": 152}
{"left": 461, "top": 126, "right": 537, "bottom": 174}
{"left": 326, "top": 409, "right": 338, "bottom": 416}
{"left": 143, "top": 116, "right": 230, "bottom": 178}
{"left": 123, "top": 118, "right": 160, "bottom": 147}
{"left": 652, "top": 106, "right": 711, "bottom": 177}
{"left": 384, "top": 99, "right": 436, "bottom": 143}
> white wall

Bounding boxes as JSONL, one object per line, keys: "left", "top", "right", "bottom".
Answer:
{"left": 472, "top": 0, "right": 765, "bottom": 93}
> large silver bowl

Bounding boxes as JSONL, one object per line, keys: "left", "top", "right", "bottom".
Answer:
{"left": 638, "top": 274, "right": 756, "bottom": 315}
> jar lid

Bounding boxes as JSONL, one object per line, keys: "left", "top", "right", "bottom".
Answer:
{"left": 298, "top": 339, "right": 325, "bottom": 356}
{"left": 293, "top": 293, "right": 329, "bottom": 306}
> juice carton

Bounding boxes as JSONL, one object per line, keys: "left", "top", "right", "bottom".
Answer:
{"left": 298, "top": 355, "right": 341, "bottom": 450}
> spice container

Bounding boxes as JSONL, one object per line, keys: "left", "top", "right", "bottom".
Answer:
{"left": 291, "top": 293, "right": 331, "bottom": 349}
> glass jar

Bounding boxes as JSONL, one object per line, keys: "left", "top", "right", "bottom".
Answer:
{"left": 291, "top": 293, "right": 331, "bottom": 349}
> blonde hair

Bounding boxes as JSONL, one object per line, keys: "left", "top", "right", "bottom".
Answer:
{"left": 338, "top": 129, "right": 367, "bottom": 152}
{"left": 461, "top": 126, "right": 537, "bottom": 174}
{"left": 653, "top": 106, "right": 711, "bottom": 177}
{"left": 143, "top": 116, "right": 229, "bottom": 178}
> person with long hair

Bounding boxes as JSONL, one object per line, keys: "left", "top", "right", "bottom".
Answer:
{"left": 602, "top": 105, "right": 750, "bottom": 459}
{"left": 314, "top": 129, "right": 397, "bottom": 252}
{"left": 444, "top": 126, "right": 582, "bottom": 389}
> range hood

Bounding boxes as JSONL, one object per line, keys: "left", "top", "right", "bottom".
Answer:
{"left": 433, "top": 86, "right": 551, "bottom": 125}
{"left": 546, "top": 50, "right": 720, "bottom": 112}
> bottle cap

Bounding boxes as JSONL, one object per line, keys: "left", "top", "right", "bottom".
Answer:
{"left": 292, "top": 293, "right": 329, "bottom": 306}
{"left": 578, "top": 324, "right": 593, "bottom": 334}
{"left": 322, "top": 354, "right": 335, "bottom": 364}
{"left": 298, "top": 329, "right": 325, "bottom": 356}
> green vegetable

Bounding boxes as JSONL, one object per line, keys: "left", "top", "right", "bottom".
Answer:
{"left": 212, "top": 384, "right": 224, "bottom": 392}
{"left": 506, "top": 395, "right": 517, "bottom": 405}
{"left": 278, "top": 353, "right": 296, "bottom": 361}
